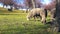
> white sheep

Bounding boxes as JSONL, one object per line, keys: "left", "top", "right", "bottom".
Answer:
{"left": 27, "top": 8, "right": 46, "bottom": 23}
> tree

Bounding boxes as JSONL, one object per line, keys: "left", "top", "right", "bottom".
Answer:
{"left": 0, "top": 0, "right": 16, "bottom": 11}
{"left": 35, "top": 0, "right": 43, "bottom": 8}
{"left": 55, "top": 0, "right": 60, "bottom": 32}
{"left": 31, "top": 0, "right": 35, "bottom": 8}
{"left": 0, "top": 0, "right": 14, "bottom": 7}
{"left": 24, "top": 0, "right": 33, "bottom": 8}
{"left": 46, "top": 0, "right": 60, "bottom": 33}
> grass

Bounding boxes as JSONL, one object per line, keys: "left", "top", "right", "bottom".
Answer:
{"left": 0, "top": 7, "right": 59, "bottom": 34}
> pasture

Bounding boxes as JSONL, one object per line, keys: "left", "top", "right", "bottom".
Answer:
{"left": 0, "top": 8, "right": 59, "bottom": 34}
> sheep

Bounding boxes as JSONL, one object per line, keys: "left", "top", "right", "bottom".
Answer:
{"left": 27, "top": 8, "right": 47, "bottom": 24}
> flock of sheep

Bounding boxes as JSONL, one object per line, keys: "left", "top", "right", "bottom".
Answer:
{"left": 26, "top": 8, "right": 56, "bottom": 24}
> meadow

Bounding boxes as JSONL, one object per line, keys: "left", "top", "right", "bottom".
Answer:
{"left": 0, "top": 7, "right": 59, "bottom": 34}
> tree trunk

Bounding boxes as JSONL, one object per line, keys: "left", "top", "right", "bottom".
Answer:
{"left": 47, "top": 0, "right": 60, "bottom": 33}
{"left": 8, "top": 5, "right": 13, "bottom": 12}
{"left": 3, "top": 5, "right": 5, "bottom": 8}
{"left": 55, "top": 0, "right": 60, "bottom": 32}
{"left": 31, "top": 0, "right": 35, "bottom": 8}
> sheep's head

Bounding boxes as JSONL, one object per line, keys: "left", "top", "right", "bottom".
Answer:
{"left": 27, "top": 11, "right": 33, "bottom": 21}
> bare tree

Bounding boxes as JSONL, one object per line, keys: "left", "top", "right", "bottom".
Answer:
{"left": 0, "top": 0, "right": 16, "bottom": 11}
{"left": 24, "top": 0, "right": 32, "bottom": 8}
{"left": 31, "top": 0, "right": 35, "bottom": 8}
{"left": 55, "top": 0, "right": 60, "bottom": 32}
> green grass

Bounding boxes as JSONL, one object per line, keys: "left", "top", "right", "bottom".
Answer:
{"left": 0, "top": 13, "right": 49, "bottom": 34}
{"left": 0, "top": 7, "right": 59, "bottom": 34}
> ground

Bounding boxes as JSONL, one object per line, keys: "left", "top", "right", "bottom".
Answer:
{"left": 0, "top": 7, "right": 59, "bottom": 34}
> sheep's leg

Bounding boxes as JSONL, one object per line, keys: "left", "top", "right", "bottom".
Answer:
{"left": 40, "top": 11, "right": 46, "bottom": 24}
{"left": 34, "top": 16, "right": 36, "bottom": 21}
{"left": 41, "top": 15, "right": 46, "bottom": 24}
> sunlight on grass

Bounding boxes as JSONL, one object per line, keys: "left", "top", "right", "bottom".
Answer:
{"left": 0, "top": 13, "right": 50, "bottom": 34}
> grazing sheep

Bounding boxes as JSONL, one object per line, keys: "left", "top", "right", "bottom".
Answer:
{"left": 27, "top": 8, "right": 47, "bottom": 24}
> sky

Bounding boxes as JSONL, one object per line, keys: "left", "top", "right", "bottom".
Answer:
{"left": 40, "top": 0, "right": 52, "bottom": 5}
{"left": 0, "top": 0, "right": 24, "bottom": 8}
{"left": 16, "top": 0, "right": 24, "bottom": 4}
{"left": 0, "top": 3, "right": 3, "bottom": 7}
{"left": 0, "top": 0, "right": 52, "bottom": 7}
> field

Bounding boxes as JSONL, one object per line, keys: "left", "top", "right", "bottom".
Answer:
{"left": 0, "top": 8, "right": 59, "bottom": 34}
